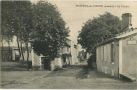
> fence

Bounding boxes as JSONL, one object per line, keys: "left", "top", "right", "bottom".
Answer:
{"left": 1, "top": 47, "right": 12, "bottom": 61}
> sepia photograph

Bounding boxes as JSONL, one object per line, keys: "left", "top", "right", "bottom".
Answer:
{"left": 0, "top": 0, "right": 137, "bottom": 89}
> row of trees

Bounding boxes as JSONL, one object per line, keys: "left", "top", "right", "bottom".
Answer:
{"left": 1, "top": 1, "right": 69, "bottom": 61}
{"left": 78, "top": 12, "right": 122, "bottom": 53}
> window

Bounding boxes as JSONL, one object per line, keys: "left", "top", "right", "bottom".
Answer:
{"left": 104, "top": 45, "right": 107, "bottom": 61}
{"left": 101, "top": 46, "right": 104, "bottom": 61}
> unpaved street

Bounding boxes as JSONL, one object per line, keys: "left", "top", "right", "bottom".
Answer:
{"left": 1, "top": 65, "right": 137, "bottom": 89}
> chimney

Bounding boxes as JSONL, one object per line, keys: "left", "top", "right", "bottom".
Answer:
{"left": 121, "top": 13, "right": 132, "bottom": 30}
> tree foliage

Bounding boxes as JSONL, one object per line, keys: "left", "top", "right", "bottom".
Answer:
{"left": 30, "top": 1, "right": 69, "bottom": 60}
{"left": 78, "top": 12, "right": 121, "bottom": 53}
{"left": 1, "top": 1, "right": 14, "bottom": 40}
{"left": 1, "top": 1, "right": 32, "bottom": 37}
{"left": 1, "top": 1, "right": 33, "bottom": 61}
{"left": 1, "top": 0, "right": 69, "bottom": 62}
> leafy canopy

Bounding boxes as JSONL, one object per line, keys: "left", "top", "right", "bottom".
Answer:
{"left": 1, "top": 1, "right": 69, "bottom": 61}
{"left": 31, "top": 1, "right": 69, "bottom": 60}
{"left": 78, "top": 12, "right": 121, "bottom": 53}
{"left": 1, "top": 1, "right": 32, "bottom": 42}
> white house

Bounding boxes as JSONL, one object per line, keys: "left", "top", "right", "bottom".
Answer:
{"left": 96, "top": 13, "right": 137, "bottom": 81}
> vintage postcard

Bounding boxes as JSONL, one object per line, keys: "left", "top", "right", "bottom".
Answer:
{"left": 0, "top": 0, "right": 137, "bottom": 89}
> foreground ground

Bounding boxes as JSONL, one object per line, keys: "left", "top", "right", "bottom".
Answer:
{"left": 1, "top": 61, "right": 137, "bottom": 89}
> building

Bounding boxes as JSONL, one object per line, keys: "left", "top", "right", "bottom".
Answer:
{"left": 71, "top": 42, "right": 80, "bottom": 65}
{"left": 50, "top": 39, "right": 72, "bottom": 70}
{"left": 1, "top": 36, "right": 38, "bottom": 66}
{"left": 96, "top": 13, "right": 137, "bottom": 80}
{"left": 78, "top": 50, "right": 87, "bottom": 62}
{"left": 1, "top": 36, "right": 72, "bottom": 70}
{"left": 45, "top": 39, "right": 81, "bottom": 70}
{"left": 1, "top": 36, "right": 29, "bottom": 61}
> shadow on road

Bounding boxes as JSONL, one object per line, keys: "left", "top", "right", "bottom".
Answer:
{"left": 43, "top": 64, "right": 124, "bottom": 82}
{"left": 76, "top": 65, "right": 90, "bottom": 79}
{"left": 43, "top": 65, "right": 97, "bottom": 79}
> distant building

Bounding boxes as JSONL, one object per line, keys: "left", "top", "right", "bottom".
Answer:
{"left": 1, "top": 36, "right": 32, "bottom": 61}
{"left": 78, "top": 50, "right": 86, "bottom": 62}
{"left": 70, "top": 42, "right": 80, "bottom": 65}
{"left": 50, "top": 39, "right": 81, "bottom": 70}
{"left": 50, "top": 39, "right": 72, "bottom": 70}
{"left": 96, "top": 13, "right": 137, "bottom": 80}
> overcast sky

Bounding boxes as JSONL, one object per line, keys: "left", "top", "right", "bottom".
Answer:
{"left": 31, "top": 0, "right": 137, "bottom": 44}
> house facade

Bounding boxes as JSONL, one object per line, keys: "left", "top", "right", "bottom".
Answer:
{"left": 96, "top": 13, "right": 137, "bottom": 79}
{"left": 71, "top": 43, "right": 80, "bottom": 65}
{"left": 50, "top": 39, "right": 72, "bottom": 70}
{"left": 96, "top": 29, "right": 137, "bottom": 78}
{"left": 1, "top": 36, "right": 28, "bottom": 61}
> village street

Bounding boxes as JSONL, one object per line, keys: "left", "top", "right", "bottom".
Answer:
{"left": 1, "top": 1, "right": 137, "bottom": 89}
{"left": 1, "top": 62, "right": 137, "bottom": 89}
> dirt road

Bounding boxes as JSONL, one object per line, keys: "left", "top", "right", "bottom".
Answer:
{"left": 1, "top": 65, "right": 137, "bottom": 89}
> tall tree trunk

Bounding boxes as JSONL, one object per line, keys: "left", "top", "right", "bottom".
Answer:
{"left": 17, "top": 21, "right": 24, "bottom": 61}
{"left": 26, "top": 43, "right": 29, "bottom": 62}
{"left": 7, "top": 35, "right": 11, "bottom": 61}
{"left": 1, "top": 35, "right": 4, "bottom": 61}
{"left": 8, "top": 41, "right": 11, "bottom": 61}
{"left": 17, "top": 36, "right": 21, "bottom": 60}
{"left": 20, "top": 41, "right": 25, "bottom": 61}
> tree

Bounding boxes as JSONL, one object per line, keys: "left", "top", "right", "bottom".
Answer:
{"left": 1, "top": 1, "right": 32, "bottom": 61}
{"left": 30, "top": 1, "right": 69, "bottom": 61}
{"left": 78, "top": 12, "right": 121, "bottom": 53}
{"left": 1, "top": 1, "right": 15, "bottom": 61}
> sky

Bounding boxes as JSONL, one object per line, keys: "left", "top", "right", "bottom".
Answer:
{"left": 31, "top": 0, "right": 137, "bottom": 44}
